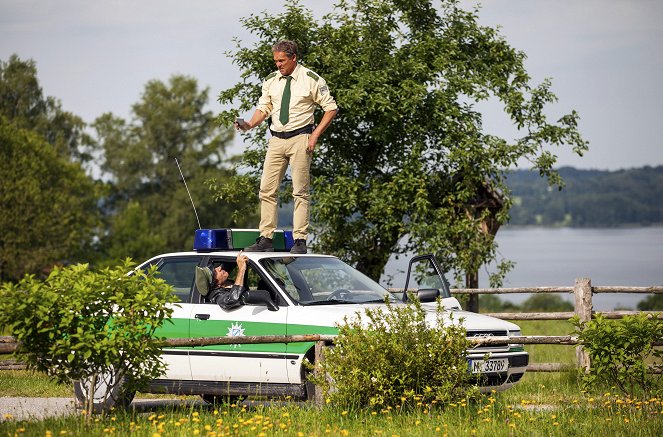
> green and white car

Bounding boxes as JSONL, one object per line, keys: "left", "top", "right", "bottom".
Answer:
{"left": 74, "top": 229, "right": 528, "bottom": 411}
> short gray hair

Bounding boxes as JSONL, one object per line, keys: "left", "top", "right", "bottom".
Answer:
{"left": 272, "top": 40, "right": 298, "bottom": 58}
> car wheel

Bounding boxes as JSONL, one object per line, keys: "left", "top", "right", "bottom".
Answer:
{"left": 200, "top": 394, "right": 242, "bottom": 406}
{"left": 73, "top": 368, "right": 135, "bottom": 413}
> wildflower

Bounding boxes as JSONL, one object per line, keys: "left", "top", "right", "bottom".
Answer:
{"left": 624, "top": 418, "right": 630, "bottom": 423}
{"left": 553, "top": 422, "right": 559, "bottom": 426}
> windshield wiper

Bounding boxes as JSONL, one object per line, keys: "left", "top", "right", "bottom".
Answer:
{"left": 302, "top": 299, "right": 356, "bottom": 306}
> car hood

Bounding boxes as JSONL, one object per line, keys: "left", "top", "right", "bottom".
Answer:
{"left": 286, "top": 301, "right": 520, "bottom": 333}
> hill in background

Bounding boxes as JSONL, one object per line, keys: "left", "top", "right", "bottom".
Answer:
{"left": 507, "top": 166, "right": 663, "bottom": 227}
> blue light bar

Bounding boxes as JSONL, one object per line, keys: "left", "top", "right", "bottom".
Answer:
{"left": 193, "top": 229, "right": 294, "bottom": 251}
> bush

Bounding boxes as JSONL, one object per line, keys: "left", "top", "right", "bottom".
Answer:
{"left": 0, "top": 260, "right": 176, "bottom": 412}
{"left": 572, "top": 313, "right": 663, "bottom": 396}
{"left": 309, "top": 298, "right": 478, "bottom": 409}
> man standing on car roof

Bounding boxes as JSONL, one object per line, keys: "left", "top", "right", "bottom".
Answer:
{"left": 235, "top": 40, "right": 338, "bottom": 254}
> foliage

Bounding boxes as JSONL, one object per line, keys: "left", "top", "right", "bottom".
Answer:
{"left": 572, "top": 313, "right": 663, "bottom": 396}
{"left": 0, "top": 260, "right": 176, "bottom": 409}
{"left": 638, "top": 294, "right": 663, "bottom": 311}
{"left": 507, "top": 166, "right": 663, "bottom": 226}
{"left": 521, "top": 294, "right": 573, "bottom": 312}
{"left": 0, "top": 116, "right": 100, "bottom": 282}
{"left": 91, "top": 75, "right": 257, "bottom": 263}
{"left": 477, "top": 294, "right": 519, "bottom": 312}
{"left": 215, "top": 0, "right": 587, "bottom": 284}
{"left": 308, "top": 298, "right": 477, "bottom": 408}
{"left": 0, "top": 54, "right": 91, "bottom": 163}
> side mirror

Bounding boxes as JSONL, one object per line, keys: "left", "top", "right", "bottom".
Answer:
{"left": 414, "top": 288, "right": 440, "bottom": 303}
{"left": 245, "top": 289, "right": 279, "bottom": 311}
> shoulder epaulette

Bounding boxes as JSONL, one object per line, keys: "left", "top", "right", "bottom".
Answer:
{"left": 265, "top": 72, "right": 277, "bottom": 81}
{"left": 306, "top": 71, "right": 319, "bottom": 81}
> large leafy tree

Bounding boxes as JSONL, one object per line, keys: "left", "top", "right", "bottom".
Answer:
{"left": 0, "top": 54, "right": 91, "bottom": 163}
{"left": 216, "top": 0, "right": 587, "bottom": 283}
{"left": 0, "top": 116, "right": 100, "bottom": 282}
{"left": 93, "top": 75, "right": 254, "bottom": 262}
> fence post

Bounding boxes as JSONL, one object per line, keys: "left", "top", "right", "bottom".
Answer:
{"left": 314, "top": 340, "right": 326, "bottom": 407}
{"left": 574, "top": 277, "right": 592, "bottom": 371}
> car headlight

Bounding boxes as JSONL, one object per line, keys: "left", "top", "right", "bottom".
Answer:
{"left": 509, "top": 330, "right": 523, "bottom": 348}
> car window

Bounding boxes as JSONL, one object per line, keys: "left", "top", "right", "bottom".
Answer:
{"left": 260, "top": 257, "right": 398, "bottom": 305}
{"left": 406, "top": 257, "right": 449, "bottom": 293}
{"left": 150, "top": 256, "right": 200, "bottom": 303}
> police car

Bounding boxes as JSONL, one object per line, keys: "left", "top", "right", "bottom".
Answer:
{"left": 74, "top": 229, "right": 528, "bottom": 411}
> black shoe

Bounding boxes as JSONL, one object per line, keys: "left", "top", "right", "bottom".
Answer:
{"left": 245, "top": 237, "right": 274, "bottom": 252}
{"left": 290, "top": 239, "right": 307, "bottom": 254}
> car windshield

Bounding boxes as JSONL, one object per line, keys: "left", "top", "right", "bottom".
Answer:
{"left": 260, "top": 256, "right": 400, "bottom": 305}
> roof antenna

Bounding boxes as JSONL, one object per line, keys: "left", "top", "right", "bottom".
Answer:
{"left": 175, "top": 158, "right": 202, "bottom": 229}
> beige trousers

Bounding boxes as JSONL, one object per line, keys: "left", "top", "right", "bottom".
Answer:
{"left": 258, "top": 134, "right": 312, "bottom": 240}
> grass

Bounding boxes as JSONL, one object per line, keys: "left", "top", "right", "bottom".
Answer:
{"left": 2, "top": 320, "right": 662, "bottom": 435}
{"left": 1, "top": 393, "right": 662, "bottom": 436}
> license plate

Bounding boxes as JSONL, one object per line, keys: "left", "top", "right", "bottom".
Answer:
{"left": 469, "top": 358, "right": 509, "bottom": 374}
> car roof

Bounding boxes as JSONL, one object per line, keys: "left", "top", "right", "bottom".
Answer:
{"left": 150, "top": 251, "right": 335, "bottom": 261}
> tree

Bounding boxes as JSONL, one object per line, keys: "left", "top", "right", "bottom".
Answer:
{"left": 0, "top": 116, "right": 100, "bottom": 282}
{"left": 0, "top": 54, "right": 91, "bottom": 163}
{"left": 521, "top": 294, "right": 573, "bottom": 312}
{"left": 216, "top": 0, "right": 587, "bottom": 282}
{"left": 638, "top": 294, "right": 663, "bottom": 311}
{"left": 92, "top": 75, "right": 256, "bottom": 263}
{"left": 0, "top": 261, "right": 176, "bottom": 414}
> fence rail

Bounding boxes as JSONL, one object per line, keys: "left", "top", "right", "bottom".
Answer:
{"left": 2, "top": 279, "right": 662, "bottom": 373}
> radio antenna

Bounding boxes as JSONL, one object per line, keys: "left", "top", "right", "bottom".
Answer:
{"left": 175, "top": 158, "right": 202, "bottom": 229}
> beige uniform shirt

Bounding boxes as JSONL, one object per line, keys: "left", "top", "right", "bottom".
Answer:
{"left": 256, "top": 64, "right": 338, "bottom": 132}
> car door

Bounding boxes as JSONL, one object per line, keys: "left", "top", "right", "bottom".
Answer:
{"left": 188, "top": 257, "right": 289, "bottom": 384}
{"left": 146, "top": 255, "right": 202, "bottom": 381}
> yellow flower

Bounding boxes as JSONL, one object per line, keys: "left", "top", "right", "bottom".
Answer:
{"left": 553, "top": 422, "right": 559, "bottom": 426}
{"left": 624, "top": 418, "right": 630, "bottom": 423}
{"left": 341, "top": 411, "right": 348, "bottom": 416}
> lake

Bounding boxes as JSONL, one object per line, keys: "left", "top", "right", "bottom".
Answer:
{"left": 381, "top": 227, "right": 663, "bottom": 311}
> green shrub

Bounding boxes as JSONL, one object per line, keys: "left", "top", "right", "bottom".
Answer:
{"left": 309, "top": 298, "right": 478, "bottom": 409}
{"left": 0, "top": 260, "right": 176, "bottom": 411}
{"left": 572, "top": 313, "right": 663, "bottom": 396}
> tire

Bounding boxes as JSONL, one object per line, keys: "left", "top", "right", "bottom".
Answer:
{"left": 200, "top": 394, "right": 242, "bottom": 406}
{"left": 73, "top": 368, "right": 135, "bottom": 413}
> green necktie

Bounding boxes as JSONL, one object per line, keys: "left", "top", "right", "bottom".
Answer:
{"left": 279, "top": 75, "right": 292, "bottom": 125}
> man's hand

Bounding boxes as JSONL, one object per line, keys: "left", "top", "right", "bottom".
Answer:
{"left": 307, "top": 134, "right": 319, "bottom": 152}
{"left": 236, "top": 251, "right": 248, "bottom": 270}
{"left": 234, "top": 119, "right": 250, "bottom": 131}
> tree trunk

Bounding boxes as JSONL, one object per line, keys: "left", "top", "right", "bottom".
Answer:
{"left": 466, "top": 270, "right": 479, "bottom": 312}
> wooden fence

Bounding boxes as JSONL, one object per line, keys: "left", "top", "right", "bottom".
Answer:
{"left": 450, "top": 278, "right": 663, "bottom": 372}
{"left": 1, "top": 278, "right": 662, "bottom": 373}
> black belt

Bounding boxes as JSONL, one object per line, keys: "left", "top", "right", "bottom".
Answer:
{"left": 270, "top": 125, "right": 314, "bottom": 139}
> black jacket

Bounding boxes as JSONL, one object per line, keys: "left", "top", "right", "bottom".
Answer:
{"left": 208, "top": 284, "right": 246, "bottom": 311}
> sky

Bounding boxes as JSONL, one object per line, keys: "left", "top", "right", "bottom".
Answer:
{"left": 2, "top": 0, "right": 662, "bottom": 171}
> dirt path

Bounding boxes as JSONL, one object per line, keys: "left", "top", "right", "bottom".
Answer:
{"left": 0, "top": 397, "right": 204, "bottom": 422}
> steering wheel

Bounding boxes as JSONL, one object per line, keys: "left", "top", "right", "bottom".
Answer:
{"left": 327, "top": 288, "right": 351, "bottom": 301}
